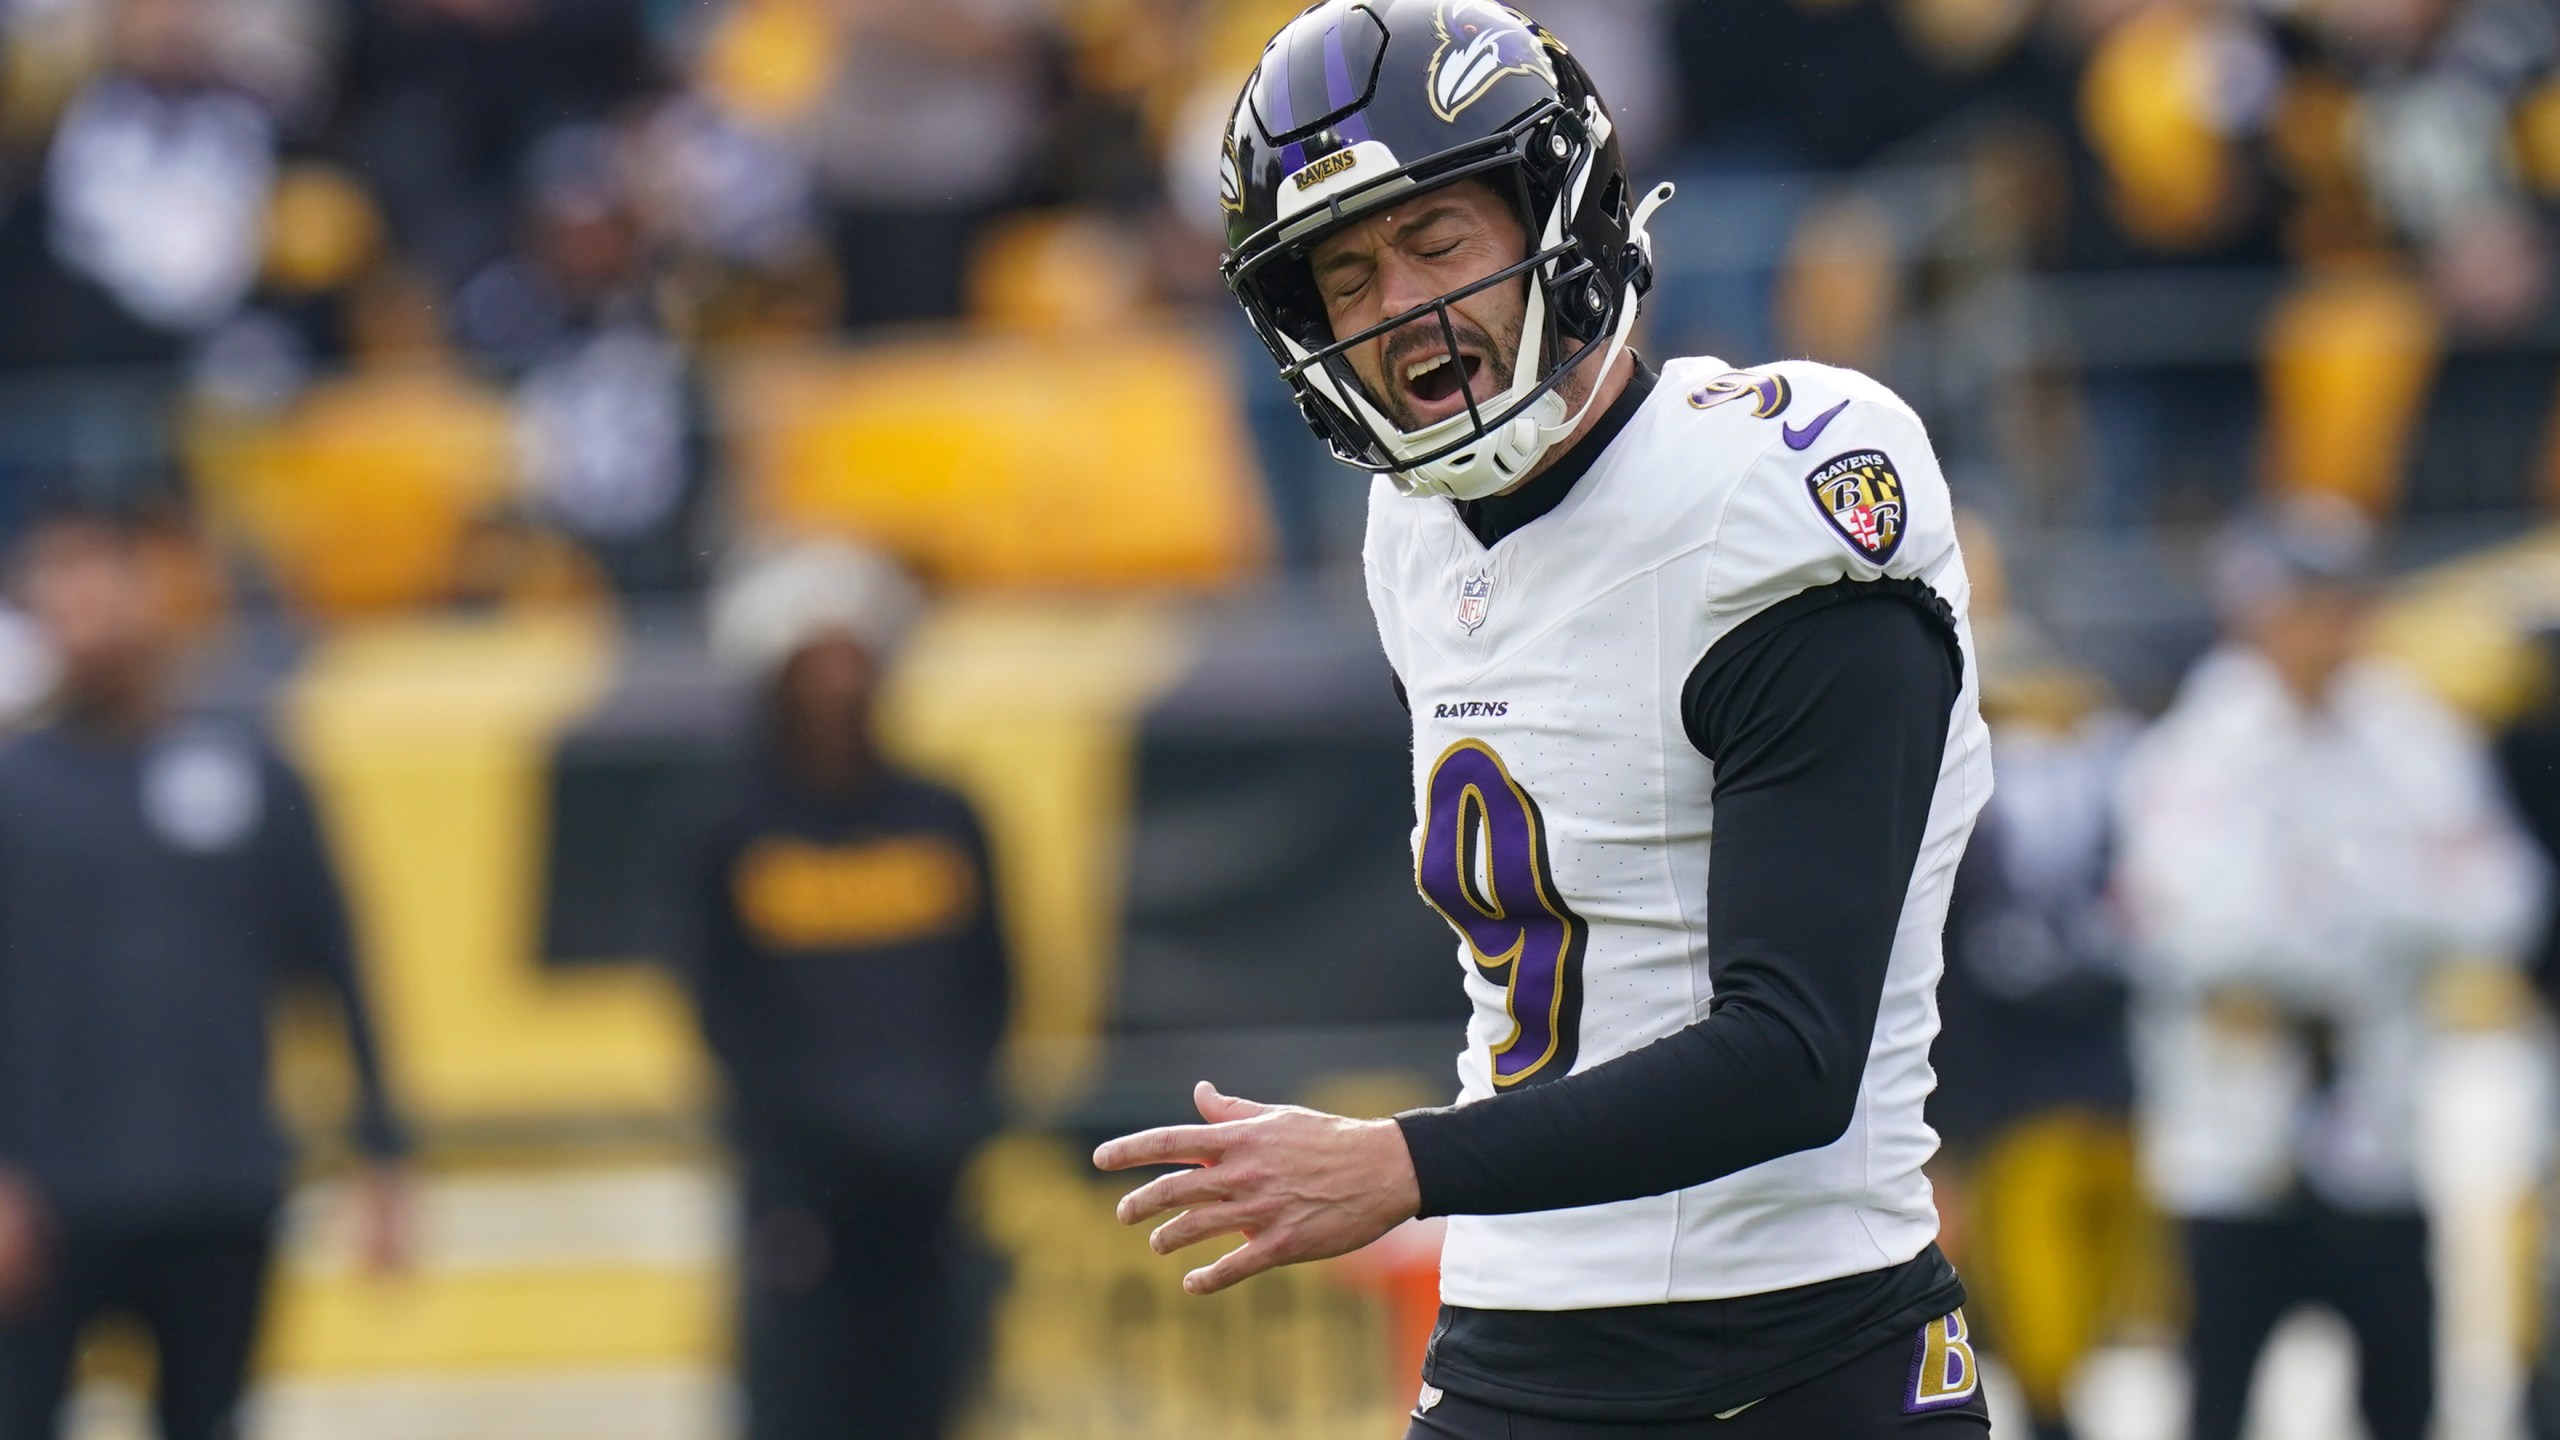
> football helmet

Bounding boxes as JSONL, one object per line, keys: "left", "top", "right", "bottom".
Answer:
{"left": 1220, "top": 0, "right": 1672, "bottom": 500}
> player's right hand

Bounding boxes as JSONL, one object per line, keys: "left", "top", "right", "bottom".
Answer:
{"left": 1093, "top": 1080, "right": 1421, "bottom": 1296}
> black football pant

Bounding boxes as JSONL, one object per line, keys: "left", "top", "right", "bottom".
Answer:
{"left": 1404, "top": 1317, "right": 1993, "bottom": 1438}
{"left": 0, "top": 1206, "right": 276, "bottom": 1440}
{"left": 738, "top": 1155, "right": 977, "bottom": 1440}
{"left": 2182, "top": 1206, "right": 2433, "bottom": 1440}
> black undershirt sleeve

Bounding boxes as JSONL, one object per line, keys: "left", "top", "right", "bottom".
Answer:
{"left": 1392, "top": 581, "right": 1962, "bottom": 1217}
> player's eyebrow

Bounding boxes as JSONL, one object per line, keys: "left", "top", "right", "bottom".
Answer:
{"left": 1312, "top": 202, "right": 1474, "bottom": 279}
{"left": 1387, "top": 203, "right": 1472, "bottom": 246}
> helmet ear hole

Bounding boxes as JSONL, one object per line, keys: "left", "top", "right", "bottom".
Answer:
{"left": 1600, "top": 173, "right": 1629, "bottom": 228}
{"left": 1525, "top": 113, "right": 1581, "bottom": 187}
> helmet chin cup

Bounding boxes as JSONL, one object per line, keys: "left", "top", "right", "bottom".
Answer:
{"left": 1396, "top": 391, "right": 1568, "bottom": 500}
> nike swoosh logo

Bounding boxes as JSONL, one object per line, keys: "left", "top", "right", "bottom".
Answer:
{"left": 1782, "top": 399, "right": 1850, "bottom": 451}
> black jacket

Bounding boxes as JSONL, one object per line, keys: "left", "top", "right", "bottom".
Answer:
{"left": 0, "top": 717, "right": 406, "bottom": 1218}
{"left": 667, "top": 764, "right": 1011, "bottom": 1185}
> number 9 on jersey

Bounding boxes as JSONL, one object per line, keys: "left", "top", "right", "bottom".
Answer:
{"left": 1416, "top": 740, "right": 1586, "bottom": 1087}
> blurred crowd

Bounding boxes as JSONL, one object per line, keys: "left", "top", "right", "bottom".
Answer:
{"left": 0, "top": 0, "right": 2550, "bottom": 595}
{"left": 0, "top": 0, "right": 1194, "bottom": 597}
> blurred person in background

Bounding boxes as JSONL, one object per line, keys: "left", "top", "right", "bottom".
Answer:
{"left": 0, "top": 505, "right": 411, "bottom": 1440}
{"left": 675, "top": 542, "right": 1009, "bottom": 1440}
{"left": 2047, "top": 0, "right": 2559, "bottom": 522}
{"left": 2503, "top": 623, "right": 2560, "bottom": 1438}
{"left": 2114, "top": 498, "right": 2545, "bottom": 1440}
{"left": 0, "top": 0, "right": 278, "bottom": 373}
{"left": 330, "top": 0, "right": 656, "bottom": 287}
{"left": 455, "top": 124, "right": 711, "bottom": 594}
{"left": 809, "top": 0, "right": 1043, "bottom": 328}
{"left": 628, "top": 87, "right": 840, "bottom": 345}
{"left": 2311, "top": 0, "right": 2555, "bottom": 339}
{"left": 1931, "top": 521, "right": 2151, "bottom": 1440}
{"left": 0, "top": 0, "right": 290, "bottom": 520}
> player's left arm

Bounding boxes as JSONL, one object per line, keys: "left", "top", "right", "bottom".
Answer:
{"left": 1097, "top": 582, "right": 1962, "bottom": 1291}
{"left": 1386, "top": 584, "right": 1962, "bottom": 1215}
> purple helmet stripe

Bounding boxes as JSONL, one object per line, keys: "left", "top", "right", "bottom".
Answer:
{"left": 1268, "top": 35, "right": 1306, "bottom": 176}
{"left": 1323, "top": 16, "right": 1372, "bottom": 145}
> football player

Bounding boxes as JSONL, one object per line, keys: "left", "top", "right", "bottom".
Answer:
{"left": 1094, "top": 2, "right": 1994, "bottom": 1434}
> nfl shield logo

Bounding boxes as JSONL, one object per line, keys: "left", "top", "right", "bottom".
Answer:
{"left": 1457, "top": 571, "right": 1494, "bottom": 633}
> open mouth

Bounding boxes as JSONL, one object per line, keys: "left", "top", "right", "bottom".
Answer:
{"left": 1400, "top": 350, "right": 1483, "bottom": 409}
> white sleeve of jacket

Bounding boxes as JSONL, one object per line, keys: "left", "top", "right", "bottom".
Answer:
{"left": 2348, "top": 665, "right": 2546, "bottom": 968}
{"left": 2116, "top": 655, "right": 2546, "bottom": 999}
{"left": 2114, "top": 704, "right": 2319, "bottom": 998}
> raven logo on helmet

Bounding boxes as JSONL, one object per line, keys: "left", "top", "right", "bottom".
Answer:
{"left": 1218, "top": 129, "right": 1244, "bottom": 214}
{"left": 1427, "top": 1, "right": 1554, "bottom": 123}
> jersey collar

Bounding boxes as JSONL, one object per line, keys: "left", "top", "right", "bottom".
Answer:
{"left": 1454, "top": 358, "right": 1659, "bottom": 550}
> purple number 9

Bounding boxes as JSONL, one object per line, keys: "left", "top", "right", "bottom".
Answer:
{"left": 1416, "top": 740, "right": 1585, "bottom": 1087}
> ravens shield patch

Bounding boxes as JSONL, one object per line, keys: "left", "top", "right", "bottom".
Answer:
{"left": 1804, "top": 449, "right": 1906, "bottom": 562}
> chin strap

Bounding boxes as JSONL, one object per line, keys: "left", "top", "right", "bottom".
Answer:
{"left": 1530, "top": 180, "right": 1675, "bottom": 452}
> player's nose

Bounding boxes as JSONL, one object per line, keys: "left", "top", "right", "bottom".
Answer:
{"left": 1371, "top": 253, "right": 1446, "bottom": 327}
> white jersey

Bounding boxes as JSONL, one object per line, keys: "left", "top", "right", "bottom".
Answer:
{"left": 1363, "top": 357, "right": 1992, "bottom": 1310}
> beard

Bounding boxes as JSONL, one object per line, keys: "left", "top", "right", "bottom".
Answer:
{"left": 1371, "top": 303, "right": 1522, "bottom": 434}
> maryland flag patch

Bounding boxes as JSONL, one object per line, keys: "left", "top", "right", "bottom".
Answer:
{"left": 1805, "top": 449, "right": 1907, "bottom": 563}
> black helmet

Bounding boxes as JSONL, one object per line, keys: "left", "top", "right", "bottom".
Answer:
{"left": 1219, "top": 0, "right": 1671, "bottom": 499}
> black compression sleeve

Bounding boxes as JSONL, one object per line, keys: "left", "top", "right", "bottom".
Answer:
{"left": 1392, "top": 583, "right": 1961, "bottom": 1217}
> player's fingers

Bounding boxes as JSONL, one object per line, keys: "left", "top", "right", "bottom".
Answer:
{"left": 1149, "top": 1201, "right": 1254, "bottom": 1256}
{"left": 1183, "top": 1234, "right": 1288, "bottom": 1296}
{"left": 1093, "top": 1123, "right": 1228, "bottom": 1172}
{"left": 1193, "top": 1080, "right": 1273, "bottom": 1123}
{"left": 1116, "top": 1165, "right": 1231, "bottom": 1226}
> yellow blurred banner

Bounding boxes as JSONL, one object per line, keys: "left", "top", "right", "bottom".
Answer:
{"left": 283, "top": 612, "right": 706, "bottom": 1128}
{"left": 188, "top": 366, "right": 518, "bottom": 616}
{"left": 725, "top": 329, "right": 1271, "bottom": 588}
